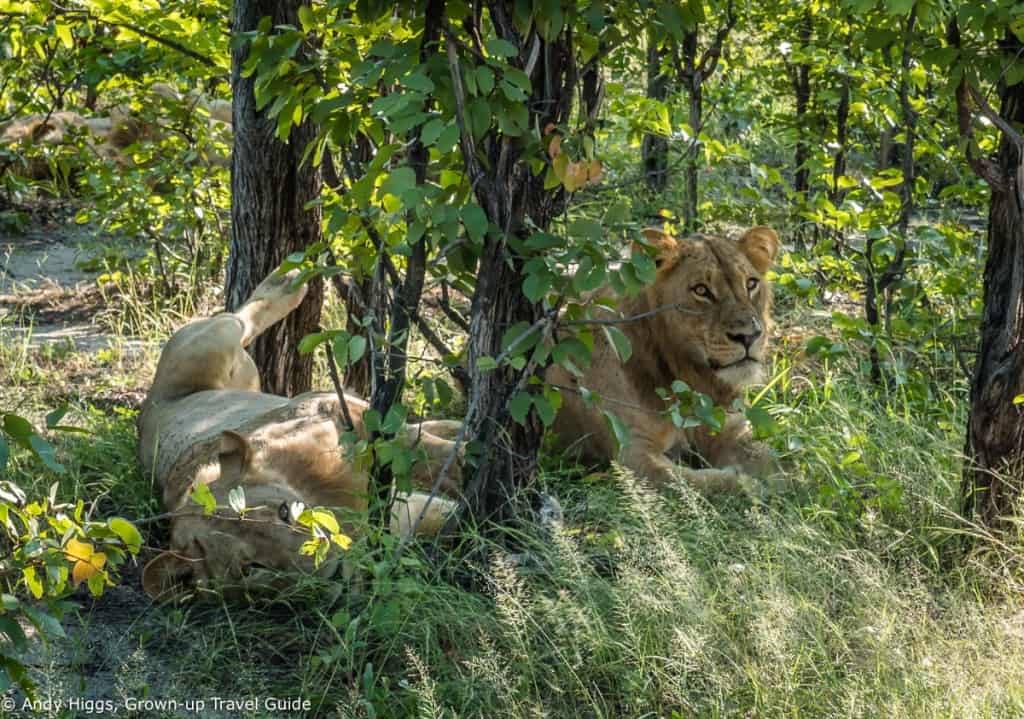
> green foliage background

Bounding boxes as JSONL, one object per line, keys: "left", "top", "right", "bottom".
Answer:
{"left": 0, "top": 0, "right": 1022, "bottom": 715}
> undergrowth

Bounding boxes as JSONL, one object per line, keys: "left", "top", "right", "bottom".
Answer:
{"left": 4, "top": 335, "right": 1023, "bottom": 718}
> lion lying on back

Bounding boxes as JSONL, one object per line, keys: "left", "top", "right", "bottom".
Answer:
{"left": 547, "top": 226, "right": 780, "bottom": 492}
{"left": 138, "top": 270, "right": 462, "bottom": 600}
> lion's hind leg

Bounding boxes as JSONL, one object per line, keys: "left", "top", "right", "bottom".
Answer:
{"left": 232, "top": 268, "right": 308, "bottom": 347}
{"left": 147, "top": 269, "right": 308, "bottom": 402}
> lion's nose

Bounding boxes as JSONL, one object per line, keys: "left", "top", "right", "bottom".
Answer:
{"left": 727, "top": 322, "right": 762, "bottom": 349}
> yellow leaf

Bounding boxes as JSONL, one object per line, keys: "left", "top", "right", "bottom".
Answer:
{"left": 64, "top": 537, "right": 94, "bottom": 563}
{"left": 72, "top": 553, "right": 105, "bottom": 585}
{"left": 548, "top": 134, "right": 562, "bottom": 158}
{"left": 563, "top": 161, "right": 588, "bottom": 192}
{"left": 587, "top": 160, "right": 603, "bottom": 184}
{"left": 331, "top": 533, "right": 353, "bottom": 551}
{"left": 552, "top": 153, "right": 568, "bottom": 181}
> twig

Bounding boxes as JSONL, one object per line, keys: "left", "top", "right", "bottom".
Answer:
{"left": 323, "top": 341, "right": 356, "bottom": 432}
{"left": 438, "top": 281, "right": 470, "bottom": 331}
{"left": 968, "top": 83, "right": 1024, "bottom": 151}
{"left": 559, "top": 301, "right": 703, "bottom": 327}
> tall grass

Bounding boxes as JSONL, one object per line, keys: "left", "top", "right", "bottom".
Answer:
{"left": 5, "top": 295, "right": 1024, "bottom": 718}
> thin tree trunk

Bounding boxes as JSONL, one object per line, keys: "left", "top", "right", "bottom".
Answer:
{"left": 963, "top": 31, "right": 1024, "bottom": 527}
{"left": 830, "top": 73, "right": 850, "bottom": 209}
{"left": 864, "top": 6, "right": 915, "bottom": 385}
{"left": 685, "top": 80, "right": 702, "bottom": 231}
{"left": 642, "top": 33, "right": 670, "bottom": 192}
{"left": 226, "top": 0, "right": 323, "bottom": 397}
{"left": 682, "top": 30, "right": 700, "bottom": 231}
{"left": 367, "top": 0, "right": 444, "bottom": 527}
{"left": 792, "top": 9, "right": 812, "bottom": 216}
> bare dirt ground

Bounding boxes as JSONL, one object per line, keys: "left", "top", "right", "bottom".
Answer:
{"left": 0, "top": 205, "right": 139, "bottom": 354}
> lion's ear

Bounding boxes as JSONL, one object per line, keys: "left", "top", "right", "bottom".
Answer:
{"left": 218, "top": 430, "right": 251, "bottom": 483}
{"left": 636, "top": 227, "right": 680, "bottom": 271}
{"left": 142, "top": 551, "right": 195, "bottom": 601}
{"left": 739, "top": 226, "right": 780, "bottom": 273}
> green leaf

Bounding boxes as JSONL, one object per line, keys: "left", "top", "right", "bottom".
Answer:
{"left": 500, "top": 80, "right": 528, "bottom": 102}
{"left": 476, "top": 356, "right": 498, "bottom": 372}
{"left": 602, "top": 410, "right": 631, "bottom": 453}
{"left": 2, "top": 414, "right": 34, "bottom": 446}
{"left": 485, "top": 38, "right": 517, "bottom": 58}
{"left": 568, "top": 218, "right": 603, "bottom": 242}
{"left": 298, "top": 4, "right": 315, "bottom": 31}
{"left": 299, "top": 332, "right": 326, "bottom": 355}
{"left": 382, "top": 404, "right": 408, "bottom": 435}
{"left": 403, "top": 72, "right": 435, "bottom": 93}
{"left": 107, "top": 518, "right": 142, "bottom": 553}
{"left": 534, "top": 394, "right": 556, "bottom": 426}
{"left": 22, "top": 567, "right": 43, "bottom": 600}
{"left": 21, "top": 604, "right": 65, "bottom": 640}
{"left": 0, "top": 435, "right": 7, "bottom": 475}
{"left": 45, "top": 406, "right": 68, "bottom": 429}
{"left": 29, "top": 436, "right": 64, "bottom": 474}
{"left": 348, "top": 335, "right": 367, "bottom": 363}
{"left": 476, "top": 66, "right": 496, "bottom": 95}
{"left": 509, "top": 392, "right": 533, "bottom": 424}
{"left": 745, "top": 401, "right": 774, "bottom": 433}
{"left": 523, "top": 271, "right": 550, "bottom": 302}
{"left": 0, "top": 616, "right": 27, "bottom": 649}
{"left": 421, "top": 118, "right": 445, "bottom": 146}
{"left": 380, "top": 167, "right": 417, "bottom": 197}
{"left": 363, "top": 409, "right": 382, "bottom": 433}
{"left": 461, "top": 202, "right": 488, "bottom": 243}
{"left": 437, "top": 123, "right": 461, "bottom": 153}
{"left": 190, "top": 483, "right": 216, "bottom": 515}
{"left": 603, "top": 326, "right": 632, "bottom": 363}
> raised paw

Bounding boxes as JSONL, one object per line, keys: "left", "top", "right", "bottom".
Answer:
{"left": 247, "top": 268, "right": 308, "bottom": 312}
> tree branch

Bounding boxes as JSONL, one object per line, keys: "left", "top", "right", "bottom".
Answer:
{"left": 696, "top": 0, "right": 736, "bottom": 80}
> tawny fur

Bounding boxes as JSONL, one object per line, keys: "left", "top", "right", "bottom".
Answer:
{"left": 547, "top": 226, "right": 780, "bottom": 494}
{"left": 138, "top": 271, "right": 461, "bottom": 600}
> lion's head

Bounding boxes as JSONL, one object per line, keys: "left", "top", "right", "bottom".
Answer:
{"left": 141, "top": 425, "right": 458, "bottom": 601}
{"left": 635, "top": 226, "right": 780, "bottom": 391}
{"left": 141, "top": 428, "right": 351, "bottom": 600}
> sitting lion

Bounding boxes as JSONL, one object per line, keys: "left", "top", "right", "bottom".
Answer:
{"left": 547, "top": 226, "right": 780, "bottom": 493}
{"left": 138, "top": 270, "right": 462, "bottom": 600}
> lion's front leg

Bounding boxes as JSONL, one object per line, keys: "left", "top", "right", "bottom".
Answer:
{"left": 618, "top": 435, "right": 745, "bottom": 495}
{"left": 397, "top": 423, "right": 464, "bottom": 497}
{"left": 701, "top": 413, "right": 777, "bottom": 477}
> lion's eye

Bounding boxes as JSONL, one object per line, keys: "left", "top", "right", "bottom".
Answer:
{"left": 746, "top": 278, "right": 759, "bottom": 292}
{"left": 692, "top": 284, "right": 714, "bottom": 300}
{"left": 277, "top": 502, "right": 291, "bottom": 523}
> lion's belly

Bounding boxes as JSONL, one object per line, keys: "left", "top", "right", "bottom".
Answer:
{"left": 139, "top": 390, "right": 290, "bottom": 488}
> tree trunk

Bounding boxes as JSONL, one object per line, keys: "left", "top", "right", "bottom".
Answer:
{"left": 791, "top": 10, "right": 812, "bottom": 219}
{"left": 685, "top": 79, "right": 702, "bottom": 231}
{"left": 452, "top": 2, "right": 587, "bottom": 522}
{"left": 963, "top": 33, "right": 1024, "bottom": 527}
{"left": 829, "top": 72, "right": 850, "bottom": 209}
{"left": 682, "top": 30, "right": 700, "bottom": 231}
{"left": 367, "top": 1, "right": 444, "bottom": 527}
{"left": 642, "top": 33, "right": 670, "bottom": 192}
{"left": 226, "top": 0, "right": 323, "bottom": 397}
